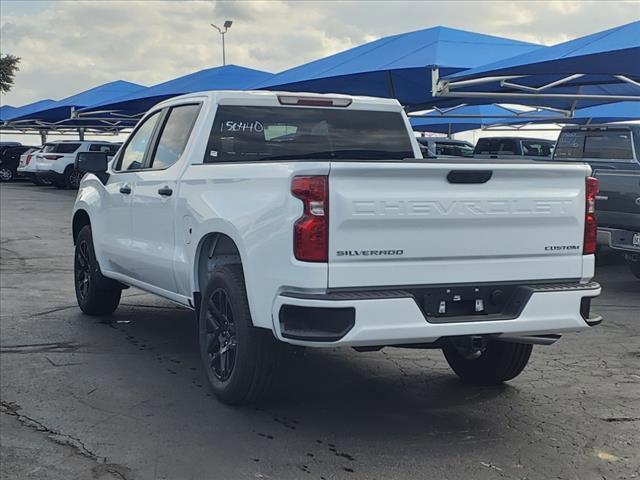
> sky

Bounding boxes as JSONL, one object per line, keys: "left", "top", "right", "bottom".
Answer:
{"left": 0, "top": 0, "right": 638, "bottom": 143}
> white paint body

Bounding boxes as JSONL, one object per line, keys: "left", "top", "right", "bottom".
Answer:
{"left": 73, "top": 91, "right": 600, "bottom": 347}
{"left": 17, "top": 148, "right": 40, "bottom": 175}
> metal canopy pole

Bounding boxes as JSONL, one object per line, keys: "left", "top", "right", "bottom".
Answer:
{"left": 434, "top": 70, "right": 640, "bottom": 103}
{"left": 434, "top": 91, "right": 640, "bottom": 101}
{"left": 78, "top": 128, "right": 85, "bottom": 141}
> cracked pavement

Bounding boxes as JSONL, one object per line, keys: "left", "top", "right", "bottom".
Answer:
{"left": 1, "top": 182, "right": 639, "bottom": 480}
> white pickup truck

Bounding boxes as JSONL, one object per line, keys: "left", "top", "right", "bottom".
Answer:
{"left": 72, "top": 91, "right": 602, "bottom": 404}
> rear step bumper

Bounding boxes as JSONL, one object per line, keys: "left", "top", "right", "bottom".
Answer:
{"left": 272, "top": 281, "right": 602, "bottom": 347}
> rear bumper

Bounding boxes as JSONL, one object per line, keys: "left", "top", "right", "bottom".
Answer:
{"left": 272, "top": 281, "right": 602, "bottom": 347}
{"left": 598, "top": 227, "right": 640, "bottom": 254}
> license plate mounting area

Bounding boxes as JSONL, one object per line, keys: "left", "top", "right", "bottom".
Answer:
{"left": 420, "top": 284, "right": 530, "bottom": 323}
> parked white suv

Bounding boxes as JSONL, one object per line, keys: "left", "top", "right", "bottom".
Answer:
{"left": 35, "top": 140, "right": 120, "bottom": 189}
{"left": 17, "top": 147, "right": 50, "bottom": 185}
{"left": 72, "top": 90, "right": 602, "bottom": 404}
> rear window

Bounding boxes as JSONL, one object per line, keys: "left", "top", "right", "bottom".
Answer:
{"left": 435, "top": 142, "right": 474, "bottom": 157}
{"left": 204, "top": 106, "right": 414, "bottom": 163}
{"left": 554, "top": 130, "right": 635, "bottom": 161}
{"left": 42, "top": 143, "right": 81, "bottom": 154}
{"left": 474, "top": 138, "right": 519, "bottom": 155}
{"left": 89, "top": 143, "right": 120, "bottom": 156}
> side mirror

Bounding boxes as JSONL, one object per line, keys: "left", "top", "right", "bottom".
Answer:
{"left": 76, "top": 151, "right": 108, "bottom": 173}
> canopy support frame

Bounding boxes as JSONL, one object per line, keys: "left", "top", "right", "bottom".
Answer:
{"left": 434, "top": 69, "right": 640, "bottom": 102}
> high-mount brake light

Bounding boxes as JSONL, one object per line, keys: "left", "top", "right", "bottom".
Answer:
{"left": 291, "top": 176, "right": 328, "bottom": 262}
{"left": 277, "top": 95, "right": 352, "bottom": 107}
{"left": 583, "top": 176, "right": 598, "bottom": 255}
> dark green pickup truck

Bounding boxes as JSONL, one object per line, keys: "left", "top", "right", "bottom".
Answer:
{"left": 553, "top": 124, "right": 640, "bottom": 279}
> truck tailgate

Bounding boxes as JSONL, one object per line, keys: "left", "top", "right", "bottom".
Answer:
{"left": 328, "top": 161, "right": 590, "bottom": 288}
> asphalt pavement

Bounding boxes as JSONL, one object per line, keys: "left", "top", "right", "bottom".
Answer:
{"left": 1, "top": 182, "right": 638, "bottom": 480}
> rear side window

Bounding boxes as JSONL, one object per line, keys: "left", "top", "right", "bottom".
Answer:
{"left": 474, "top": 138, "right": 519, "bottom": 155}
{"left": 522, "top": 141, "right": 553, "bottom": 157}
{"left": 204, "top": 106, "right": 414, "bottom": 163}
{"left": 42, "top": 143, "right": 81, "bottom": 154}
{"left": 554, "top": 130, "right": 634, "bottom": 161}
{"left": 149, "top": 104, "right": 201, "bottom": 170}
{"left": 89, "top": 144, "right": 120, "bottom": 156}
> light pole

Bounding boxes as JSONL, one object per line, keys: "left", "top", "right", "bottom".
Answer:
{"left": 211, "top": 20, "right": 233, "bottom": 66}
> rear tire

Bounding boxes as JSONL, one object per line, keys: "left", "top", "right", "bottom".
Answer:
{"left": 64, "top": 166, "right": 84, "bottom": 189}
{"left": 74, "top": 225, "right": 121, "bottom": 315}
{"left": 199, "top": 265, "right": 282, "bottom": 405}
{"left": 443, "top": 339, "right": 532, "bottom": 385}
{"left": 627, "top": 256, "right": 640, "bottom": 280}
{"left": 0, "top": 167, "right": 14, "bottom": 182}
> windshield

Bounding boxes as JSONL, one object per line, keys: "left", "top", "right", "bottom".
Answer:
{"left": 474, "top": 138, "right": 519, "bottom": 155}
{"left": 553, "top": 129, "right": 635, "bottom": 161}
{"left": 204, "top": 106, "right": 414, "bottom": 162}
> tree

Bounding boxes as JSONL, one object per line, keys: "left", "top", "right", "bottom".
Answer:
{"left": 0, "top": 54, "right": 21, "bottom": 94}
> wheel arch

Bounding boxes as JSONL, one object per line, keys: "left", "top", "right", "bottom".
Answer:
{"left": 194, "top": 232, "right": 244, "bottom": 302}
{"left": 72, "top": 209, "right": 91, "bottom": 245}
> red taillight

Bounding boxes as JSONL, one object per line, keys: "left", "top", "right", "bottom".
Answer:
{"left": 583, "top": 176, "right": 598, "bottom": 255}
{"left": 43, "top": 155, "right": 63, "bottom": 160}
{"left": 291, "top": 176, "right": 328, "bottom": 262}
{"left": 25, "top": 154, "right": 32, "bottom": 165}
{"left": 278, "top": 95, "right": 352, "bottom": 107}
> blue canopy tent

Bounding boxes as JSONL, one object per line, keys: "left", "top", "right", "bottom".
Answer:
{"left": 0, "top": 105, "right": 18, "bottom": 122}
{"left": 409, "top": 104, "right": 561, "bottom": 134}
{"left": 2, "top": 99, "right": 56, "bottom": 124}
{"left": 4, "top": 80, "right": 145, "bottom": 126}
{"left": 434, "top": 21, "right": 640, "bottom": 111}
{"left": 78, "top": 64, "right": 273, "bottom": 118}
{"left": 254, "top": 26, "right": 542, "bottom": 109}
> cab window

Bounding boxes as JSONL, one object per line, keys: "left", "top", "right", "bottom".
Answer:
{"left": 115, "top": 111, "right": 161, "bottom": 171}
{"left": 148, "top": 104, "right": 201, "bottom": 170}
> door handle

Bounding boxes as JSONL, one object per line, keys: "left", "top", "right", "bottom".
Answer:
{"left": 119, "top": 185, "right": 131, "bottom": 194}
{"left": 447, "top": 170, "right": 493, "bottom": 184}
{"left": 158, "top": 186, "right": 173, "bottom": 197}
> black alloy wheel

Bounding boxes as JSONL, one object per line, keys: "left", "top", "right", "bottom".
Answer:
{"left": 0, "top": 167, "right": 14, "bottom": 182}
{"left": 75, "top": 239, "right": 92, "bottom": 301}
{"left": 73, "top": 225, "right": 121, "bottom": 315}
{"left": 204, "top": 288, "right": 238, "bottom": 381}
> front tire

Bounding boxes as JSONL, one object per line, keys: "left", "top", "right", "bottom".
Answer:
{"left": 443, "top": 339, "right": 532, "bottom": 385}
{"left": 199, "top": 265, "right": 282, "bottom": 405}
{"left": 74, "top": 225, "right": 121, "bottom": 315}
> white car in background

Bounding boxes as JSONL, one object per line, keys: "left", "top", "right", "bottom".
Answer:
{"left": 17, "top": 147, "right": 51, "bottom": 186}
{"left": 35, "top": 140, "right": 120, "bottom": 189}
